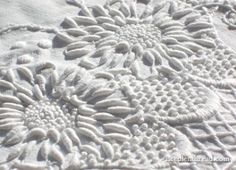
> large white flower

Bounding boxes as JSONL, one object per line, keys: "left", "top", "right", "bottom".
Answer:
{"left": 0, "top": 0, "right": 234, "bottom": 169}
{"left": 57, "top": 0, "right": 217, "bottom": 78}
{"left": 0, "top": 66, "right": 118, "bottom": 168}
{"left": 0, "top": 65, "right": 194, "bottom": 169}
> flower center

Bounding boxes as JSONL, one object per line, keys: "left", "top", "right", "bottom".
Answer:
{"left": 24, "top": 100, "right": 76, "bottom": 130}
{"left": 116, "top": 24, "right": 161, "bottom": 48}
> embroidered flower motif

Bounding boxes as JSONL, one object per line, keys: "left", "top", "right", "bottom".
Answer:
{"left": 57, "top": 0, "right": 217, "bottom": 78}
{"left": 0, "top": 66, "right": 121, "bottom": 167}
{"left": 1, "top": 0, "right": 236, "bottom": 169}
{"left": 0, "top": 65, "right": 193, "bottom": 169}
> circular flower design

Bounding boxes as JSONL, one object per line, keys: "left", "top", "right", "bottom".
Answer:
{"left": 0, "top": 66, "right": 82, "bottom": 137}
{"left": 58, "top": 0, "right": 217, "bottom": 78}
{"left": 1, "top": 0, "right": 236, "bottom": 169}
{"left": 0, "top": 65, "right": 194, "bottom": 169}
{"left": 0, "top": 66, "right": 115, "bottom": 167}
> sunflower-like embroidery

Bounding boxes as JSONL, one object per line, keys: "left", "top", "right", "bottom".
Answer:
{"left": 0, "top": 66, "right": 117, "bottom": 167}
{"left": 0, "top": 0, "right": 234, "bottom": 169}
{"left": 57, "top": 0, "right": 217, "bottom": 78}
{"left": 0, "top": 65, "right": 194, "bottom": 169}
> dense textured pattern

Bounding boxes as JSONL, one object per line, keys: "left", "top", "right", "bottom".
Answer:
{"left": 0, "top": 0, "right": 236, "bottom": 169}
{"left": 58, "top": 0, "right": 220, "bottom": 79}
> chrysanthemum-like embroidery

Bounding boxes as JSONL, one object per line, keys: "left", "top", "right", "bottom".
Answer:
{"left": 1, "top": 0, "right": 235, "bottom": 169}
{"left": 0, "top": 66, "right": 118, "bottom": 167}
{"left": 0, "top": 65, "right": 194, "bottom": 169}
{"left": 57, "top": 0, "right": 217, "bottom": 78}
